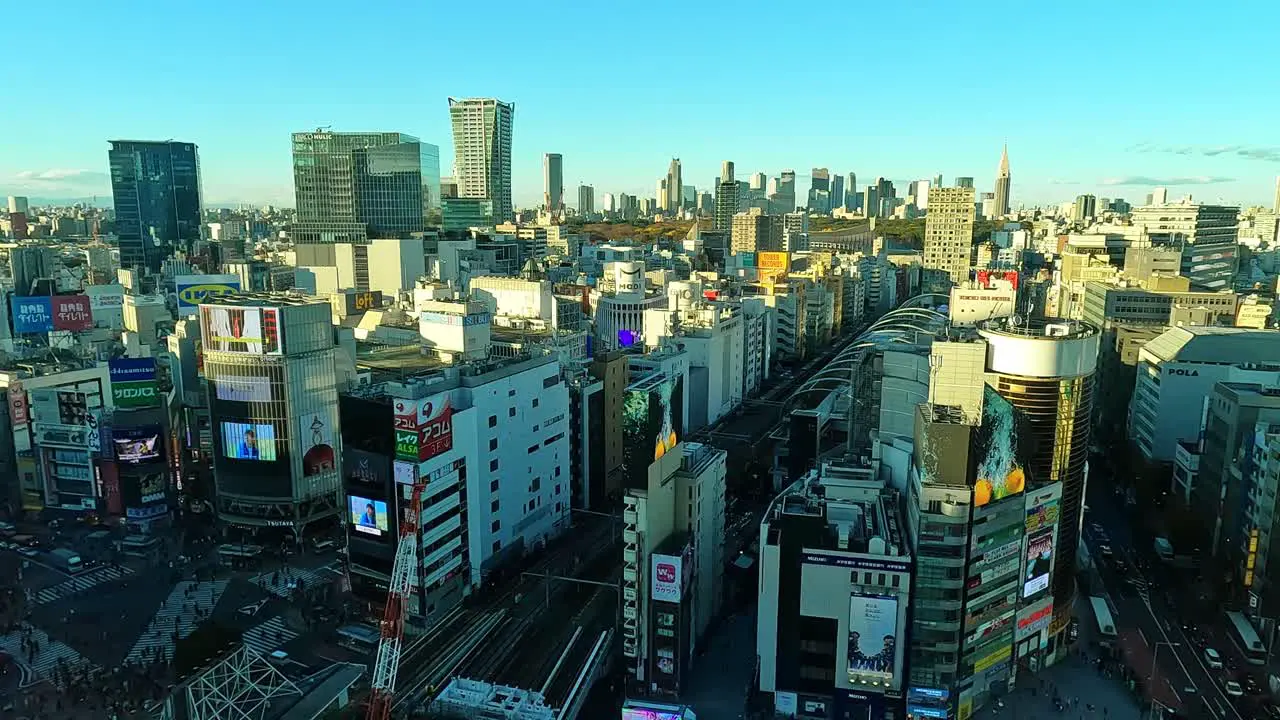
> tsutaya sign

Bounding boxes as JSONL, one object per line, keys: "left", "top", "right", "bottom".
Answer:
{"left": 1165, "top": 367, "right": 1200, "bottom": 377}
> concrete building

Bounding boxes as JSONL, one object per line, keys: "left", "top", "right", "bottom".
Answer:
{"left": 593, "top": 262, "right": 667, "bottom": 353}
{"left": 1073, "top": 194, "right": 1096, "bottom": 223}
{"left": 923, "top": 187, "right": 977, "bottom": 286}
{"left": 202, "top": 295, "right": 344, "bottom": 536}
{"left": 644, "top": 288, "right": 745, "bottom": 430}
{"left": 1238, "top": 417, "right": 1280, "bottom": 619}
{"left": 442, "top": 197, "right": 493, "bottom": 233}
{"left": 578, "top": 185, "right": 594, "bottom": 215}
{"left": 756, "top": 461, "right": 912, "bottom": 719}
{"left": 731, "top": 208, "right": 784, "bottom": 254}
{"left": 665, "top": 158, "right": 683, "bottom": 216}
{"left": 1197, "top": 382, "right": 1280, "bottom": 560}
{"left": 1128, "top": 327, "right": 1280, "bottom": 464}
{"left": 449, "top": 97, "right": 515, "bottom": 222}
{"left": 543, "top": 153, "right": 563, "bottom": 216}
{"left": 948, "top": 282, "right": 1017, "bottom": 328}
{"left": 993, "top": 145, "right": 1011, "bottom": 218}
{"left": 1130, "top": 201, "right": 1240, "bottom": 291}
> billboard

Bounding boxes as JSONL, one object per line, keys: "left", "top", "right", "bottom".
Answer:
{"left": 972, "top": 387, "right": 1028, "bottom": 507}
{"left": 213, "top": 375, "right": 273, "bottom": 403}
{"left": 621, "top": 373, "right": 684, "bottom": 489}
{"left": 847, "top": 594, "right": 899, "bottom": 683}
{"left": 651, "top": 553, "right": 684, "bottom": 603}
{"left": 10, "top": 295, "right": 53, "bottom": 333}
{"left": 1024, "top": 483, "right": 1062, "bottom": 534}
{"left": 349, "top": 495, "right": 389, "bottom": 537}
{"left": 344, "top": 291, "right": 384, "bottom": 314}
{"left": 298, "top": 412, "right": 338, "bottom": 477}
{"left": 1023, "top": 528, "right": 1054, "bottom": 597}
{"left": 201, "top": 305, "right": 282, "bottom": 355}
{"left": 220, "top": 421, "right": 278, "bottom": 461}
{"left": 109, "top": 357, "right": 160, "bottom": 409}
{"left": 52, "top": 295, "right": 93, "bottom": 331}
{"left": 176, "top": 274, "right": 241, "bottom": 312}
{"left": 393, "top": 394, "right": 454, "bottom": 463}
{"left": 113, "top": 426, "right": 163, "bottom": 464}
{"left": 7, "top": 381, "right": 28, "bottom": 425}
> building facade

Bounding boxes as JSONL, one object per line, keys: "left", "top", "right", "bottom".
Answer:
{"left": 449, "top": 97, "right": 515, "bottom": 222}
{"left": 108, "top": 140, "right": 203, "bottom": 274}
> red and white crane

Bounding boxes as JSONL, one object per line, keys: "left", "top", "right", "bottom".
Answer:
{"left": 365, "top": 476, "right": 427, "bottom": 720}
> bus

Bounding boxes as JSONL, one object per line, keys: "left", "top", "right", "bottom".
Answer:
{"left": 1090, "top": 596, "right": 1118, "bottom": 639}
{"left": 121, "top": 535, "right": 162, "bottom": 558}
{"left": 1225, "top": 611, "right": 1267, "bottom": 665}
{"left": 49, "top": 548, "right": 84, "bottom": 574}
{"left": 217, "top": 544, "right": 264, "bottom": 568}
{"left": 335, "top": 624, "right": 380, "bottom": 653}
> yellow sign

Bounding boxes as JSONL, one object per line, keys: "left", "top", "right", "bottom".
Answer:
{"left": 958, "top": 696, "right": 973, "bottom": 720}
{"left": 973, "top": 644, "right": 1012, "bottom": 673}
{"left": 758, "top": 251, "right": 790, "bottom": 272}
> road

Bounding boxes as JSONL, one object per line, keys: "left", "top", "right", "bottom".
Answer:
{"left": 1084, "top": 454, "right": 1269, "bottom": 719}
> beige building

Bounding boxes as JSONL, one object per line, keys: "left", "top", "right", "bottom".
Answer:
{"left": 730, "top": 207, "right": 783, "bottom": 254}
{"left": 922, "top": 186, "right": 976, "bottom": 285}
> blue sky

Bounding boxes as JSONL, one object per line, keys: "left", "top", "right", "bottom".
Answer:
{"left": 3, "top": 0, "right": 1279, "bottom": 209}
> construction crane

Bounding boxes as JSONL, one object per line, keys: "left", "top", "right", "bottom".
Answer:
{"left": 366, "top": 474, "right": 428, "bottom": 720}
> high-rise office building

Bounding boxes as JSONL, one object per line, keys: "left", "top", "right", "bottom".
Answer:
{"left": 291, "top": 130, "right": 441, "bottom": 249}
{"left": 665, "top": 158, "right": 683, "bottom": 215}
{"left": 543, "top": 153, "right": 563, "bottom": 215}
{"left": 768, "top": 170, "right": 797, "bottom": 215}
{"left": 922, "top": 186, "right": 976, "bottom": 285}
{"left": 7, "top": 196, "right": 28, "bottom": 214}
{"left": 808, "top": 168, "right": 831, "bottom": 213}
{"left": 933, "top": 173, "right": 943, "bottom": 190}
{"left": 830, "top": 173, "right": 844, "bottom": 212}
{"left": 873, "top": 177, "right": 896, "bottom": 218}
{"left": 845, "top": 173, "right": 857, "bottom": 211}
{"left": 1273, "top": 176, "right": 1279, "bottom": 213}
{"left": 956, "top": 177, "right": 974, "bottom": 189}
{"left": 108, "top": 140, "right": 203, "bottom": 274}
{"left": 714, "top": 161, "right": 739, "bottom": 232}
{"left": 1073, "top": 194, "right": 1097, "bottom": 223}
{"left": 1130, "top": 202, "right": 1240, "bottom": 290}
{"left": 993, "top": 144, "right": 1011, "bottom": 217}
{"left": 578, "top": 185, "right": 595, "bottom": 215}
{"left": 749, "top": 172, "right": 766, "bottom": 191}
{"left": 448, "top": 97, "right": 515, "bottom": 222}
{"left": 863, "top": 187, "right": 878, "bottom": 219}
{"left": 730, "top": 208, "right": 783, "bottom": 254}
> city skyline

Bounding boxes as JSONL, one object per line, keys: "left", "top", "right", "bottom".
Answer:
{"left": 3, "top": 1, "right": 1279, "bottom": 208}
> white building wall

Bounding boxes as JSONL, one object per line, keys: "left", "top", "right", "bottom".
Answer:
{"left": 368, "top": 238, "right": 426, "bottom": 297}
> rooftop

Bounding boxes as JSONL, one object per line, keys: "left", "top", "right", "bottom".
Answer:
{"left": 1142, "top": 326, "right": 1280, "bottom": 364}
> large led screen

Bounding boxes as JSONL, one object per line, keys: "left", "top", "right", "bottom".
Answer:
{"left": 214, "top": 376, "right": 273, "bottom": 403}
{"left": 621, "top": 374, "right": 684, "bottom": 488}
{"left": 847, "top": 594, "right": 900, "bottom": 683}
{"left": 221, "top": 421, "right": 278, "bottom": 461}
{"left": 1023, "top": 528, "right": 1054, "bottom": 597}
{"left": 113, "top": 427, "right": 162, "bottom": 464}
{"left": 349, "top": 496, "right": 389, "bottom": 537}
{"left": 972, "top": 387, "right": 1028, "bottom": 507}
{"left": 202, "top": 305, "right": 281, "bottom": 354}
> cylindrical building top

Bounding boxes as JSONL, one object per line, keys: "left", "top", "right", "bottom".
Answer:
{"left": 977, "top": 317, "right": 1100, "bottom": 379}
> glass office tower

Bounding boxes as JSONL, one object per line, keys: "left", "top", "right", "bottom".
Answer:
{"left": 108, "top": 140, "right": 203, "bottom": 274}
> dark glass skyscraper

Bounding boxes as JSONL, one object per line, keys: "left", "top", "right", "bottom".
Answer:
{"left": 108, "top": 140, "right": 203, "bottom": 273}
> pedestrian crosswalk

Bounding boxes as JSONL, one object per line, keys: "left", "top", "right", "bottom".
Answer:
{"left": 241, "top": 615, "right": 299, "bottom": 658}
{"left": 30, "top": 564, "right": 135, "bottom": 605}
{"left": 124, "top": 579, "right": 229, "bottom": 665}
{"left": 250, "top": 562, "right": 339, "bottom": 599}
{"left": 0, "top": 624, "right": 87, "bottom": 685}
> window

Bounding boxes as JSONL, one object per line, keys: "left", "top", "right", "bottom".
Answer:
{"left": 554, "top": 466, "right": 561, "bottom": 477}
{"left": 488, "top": 415, "right": 497, "bottom": 428}
{"left": 509, "top": 407, "right": 516, "bottom": 418}
{"left": 490, "top": 459, "right": 499, "bottom": 472}
{"left": 491, "top": 520, "right": 500, "bottom": 533}
{"left": 492, "top": 540, "right": 501, "bottom": 554}
{"left": 543, "top": 375, "right": 558, "bottom": 389}
{"left": 489, "top": 438, "right": 498, "bottom": 451}
{"left": 530, "top": 477, "right": 541, "bottom": 492}
{"left": 508, "top": 389, "right": 516, "bottom": 397}
{"left": 491, "top": 500, "right": 499, "bottom": 513}
{"left": 554, "top": 484, "right": 560, "bottom": 496}
{"left": 490, "top": 478, "right": 499, "bottom": 492}
{"left": 532, "top": 398, "right": 539, "bottom": 409}
{"left": 527, "top": 444, "right": 539, "bottom": 454}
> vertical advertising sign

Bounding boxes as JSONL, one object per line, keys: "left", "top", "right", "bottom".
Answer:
{"left": 650, "top": 553, "right": 684, "bottom": 603}
{"left": 7, "top": 380, "right": 28, "bottom": 425}
{"left": 416, "top": 395, "right": 454, "bottom": 461}
{"left": 298, "top": 411, "right": 338, "bottom": 477}
{"left": 847, "top": 594, "right": 900, "bottom": 684}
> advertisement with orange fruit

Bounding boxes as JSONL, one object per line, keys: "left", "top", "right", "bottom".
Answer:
{"left": 971, "top": 387, "right": 1028, "bottom": 508}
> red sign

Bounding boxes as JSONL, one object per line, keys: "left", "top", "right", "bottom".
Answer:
{"left": 52, "top": 294, "right": 93, "bottom": 331}
{"left": 100, "top": 461, "right": 123, "bottom": 516}
{"left": 1018, "top": 603, "right": 1052, "bottom": 629}
{"left": 656, "top": 562, "right": 676, "bottom": 583}
{"left": 418, "top": 402, "right": 454, "bottom": 461}
{"left": 7, "top": 381, "right": 28, "bottom": 425}
{"left": 393, "top": 399, "right": 417, "bottom": 431}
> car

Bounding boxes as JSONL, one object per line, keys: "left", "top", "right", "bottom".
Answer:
{"left": 17, "top": 547, "right": 38, "bottom": 558}
{"left": 1204, "top": 647, "right": 1224, "bottom": 670}
{"left": 1224, "top": 680, "right": 1244, "bottom": 697}
{"left": 1099, "top": 545, "right": 1114, "bottom": 558}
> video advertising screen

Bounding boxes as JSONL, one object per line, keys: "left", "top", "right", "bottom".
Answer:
{"left": 1023, "top": 528, "right": 1055, "bottom": 597}
{"left": 221, "top": 421, "right": 278, "bottom": 461}
{"left": 847, "top": 594, "right": 899, "bottom": 683}
{"left": 214, "top": 376, "right": 273, "bottom": 403}
{"left": 202, "top": 305, "right": 281, "bottom": 354}
{"left": 349, "top": 496, "right": 389, "bottom": 537}
{"left": 113, "top": 427, "right": 162, "bottom": 464}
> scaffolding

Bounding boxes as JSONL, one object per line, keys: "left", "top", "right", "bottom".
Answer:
{"left": 161, "top": 645, "right": 302, "bottom": 720}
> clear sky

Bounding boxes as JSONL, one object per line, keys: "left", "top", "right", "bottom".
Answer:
{"left": 3, "top": 0, "right": 1279, "bottom": 209}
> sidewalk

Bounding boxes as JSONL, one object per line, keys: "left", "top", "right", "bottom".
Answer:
{"left": 998, "top": 652, "right": 1145, "bottom": 720}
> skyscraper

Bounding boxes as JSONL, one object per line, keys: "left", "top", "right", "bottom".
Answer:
{"left": 933, "top": 173, "right": 943, "bottom": 190}
{"left": 807, "top": 168, "right": 831, "bottom": 212}
{"left": 108, "top": 140, "right": 203, "bottom": 274}
{"left": 923, "top": 186, "right": 976, "bottom": 284}
{"left": 993, "top": 144, "right": 1011, "bottom": 217}
{"left": 845, "top": 172, "right": 857, "bottom": 211}
{"left": 714, "top": 161, "right": 739, "bottom": 232}
{"left": 448, "top": 97, "right": 515, "bottom": 222}
{"left": 956, "top": 177, "right": 975, "bottom": 189}
{"left": 1274, "top": 176, "right": 1280, "bottom": 213}
{"left": 830, "top": 173, "right": 844, "bottom": 211}
{"left": 543, "top": 153, "right": 563, "bottom": 215}
{"left": 291, "top": 130, "right": 440, "bottom": 253}
{"left": 730, "top": 207, "right": 783, "bottom": 253}
{"left": 578, "top": 185, "right": 595, "bottom": 215}
{"left": 665, "top": 158, "right": 683, "bottom": 215}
